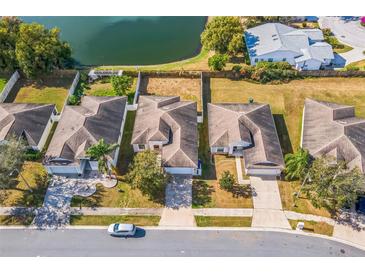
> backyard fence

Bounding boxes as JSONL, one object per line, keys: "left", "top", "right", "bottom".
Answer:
{"left": 0, "top": 71, "right": 20, "bottom": 103}
{"left": 298, "top": 70, "right": 365, "bottom": 77}
{"left": 68, "top": 71, "right": 80, "bottom": 96}
{"left": 197, "top": 71, "right": 204, "bottom": 124}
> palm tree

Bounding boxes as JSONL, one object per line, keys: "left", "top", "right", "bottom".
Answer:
{"left": 86, "top": 139, "right": 119, "bottom": 175}
{"left": 284, "top": 148, "right": 312, "bottom": 205}
{"left": 284, "top": 148, "right": 310, "bottom": 181}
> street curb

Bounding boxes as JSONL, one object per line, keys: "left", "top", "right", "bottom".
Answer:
{"left": 1, "top": 225, "right": 364, "bottom": 251}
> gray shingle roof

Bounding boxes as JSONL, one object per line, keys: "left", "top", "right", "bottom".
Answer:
{"left": 302, "top": 98, "right": 365, "bottom": 173}
{"left": 131, "top": 96, "right": 198, "bottom": 168}
{"left": 45, "top": 96, "right": 127, "bottom": 164}
{"left": 0, "top": 103, "right": 55, "bottom": 147}
{"left": 208, "top": 103, "right": 285, "bottom": 170}
{"left": 245, "top": 23, "right": 334, "bottom": 62}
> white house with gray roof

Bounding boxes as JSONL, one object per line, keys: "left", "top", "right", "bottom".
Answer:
{"left": 244, "top": 23, "right": 334, "bottom": 70}
{"left": 131, "top": 96, "right": 200, "bottom": 176}
{"left": 45, "top": 96, "right": 127, "bottom": 176}
{"left": 208, "top": 103, "right": 285, "bottom": 176}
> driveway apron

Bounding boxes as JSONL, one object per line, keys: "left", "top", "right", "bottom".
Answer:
{"left": 250, "top": 176, "right": 291, "bottom": 229}
{"left": 159, "top": 175, "right": 196, "bottom": 227}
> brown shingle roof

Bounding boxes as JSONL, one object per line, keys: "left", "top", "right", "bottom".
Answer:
{"left": 131, "top": 96, "right": 198, "bottom": 168}
{"left": 302, "top": 98, "right": 365, "bottom": 173}
{"left": 45, "top": 96, "right": 127, "bottom": 164}
{"left": 0, "top": 103, "right": 55, "bottom": 147}
{"left": 208, "top": 103, "right": 285, "bottom": 170}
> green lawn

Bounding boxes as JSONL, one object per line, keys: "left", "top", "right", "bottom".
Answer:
{"left": 8, "top": 72, "right": 76, "bottom": 113}
{"left": 70, "top": 215, "right": 160, "bottom": 226}
{"left": 0, "top": 77, "right": 7, "bottom": 93}
{"left": 211, "top": 78, "right": 365, "bottom": 153}
{"left": 97, "top": 49, "right": 211, "bottom": 72}
{"left": 0, "top": 162, "right": 48, "bottom": 207}
{"left": 347, "top": 59, "right": 365, "bottom": 70}
{"left": 334, "top": 44, "right": 353, "bottom": 54}
{"left": 71, "top": 182, "right": 164, "bottom": 208}
{"left": 85, "top": 77, "right": 137, "bottom": 103}
{"left": 288, "top": 219, "right": 334, "bottom": 236}
{"left": 195, "top": 216, "right": 252, "bottom": 227}
{"left": 0, "top": 214, "right": 34, "bottom": 226}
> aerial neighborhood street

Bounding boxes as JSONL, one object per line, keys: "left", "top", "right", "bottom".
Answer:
{"left": 1, "top": 15, "right": 365, "bottom": 257}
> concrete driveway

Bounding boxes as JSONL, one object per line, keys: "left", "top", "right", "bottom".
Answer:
{"left": 319, "top": 17, "right": 365, "bottom": 65}
{"left": 159, "top": 175, "right": 196, "bottom": 227}
{"left": 250, "top": 176, "right": 291, "bottom": 229}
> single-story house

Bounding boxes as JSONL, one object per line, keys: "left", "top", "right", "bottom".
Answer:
{"left": 244, "top": 23, "right": 334, "bottom": 70}
{"left": 0, "top": 103, "right": 56, "bottom": 151}
{"left": 131, "top": 96, "right": 200, "bottom": 175}
{"left": 45, "top": 96, "right": 127, "bottom": 176}
{"left": 301, "top": 98, "right": 365, "bottom": 173}
{"left": 208, "top": 103, "right": 285, "bottom": 176}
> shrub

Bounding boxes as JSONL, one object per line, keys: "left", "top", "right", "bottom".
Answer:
{"left": 24, "top": 149, "right": 43, "bottom": 161}
{"left": 208, "top": 53, "right": 229, "bottom": 71}
{"left": 68, "top": 94, "right": 80, "bottom": 105}
{"left": 361, "top": 17, "right": 365, "bottom": 27}
{"left": 302, "top": 22, "right": 307, "bottom": 28}
{"left": 232, "top": 65, "right": 242, "bottom": 73}
{"left": 345, "top": 64, "right": 360, "bottom": 71}
{"left": 219, "top": 170, "right": 235, "bottom": 191}
{"left": 111, "top": 75, "right": 133, "bottom": 96}
{"left": 256, "top": 61, "right": 292, "bottom": 70}
{"left": 251, "top": 67, "right": 298, "bottom": 84}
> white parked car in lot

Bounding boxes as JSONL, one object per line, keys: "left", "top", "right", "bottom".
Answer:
{"left": 107, "top": 223, "right": 137, "bottom": 237}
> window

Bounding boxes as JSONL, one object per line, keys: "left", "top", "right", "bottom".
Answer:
{"left": 138, "top": 144, "right": 145, "bottom": 150}
{"left": 217, "top": 147, "right": 224, "bottom": 153}
{"left": 153, "top": 145, "right": 160, "bottom": 150}
{"left": 282, "top": 58, "right": 286, "bottom": 61}
{"left": 254, "top": 58, "right": 259, "bottom": 62}
{"left": 268, "top": 58, "right": 273, "bottom": 62}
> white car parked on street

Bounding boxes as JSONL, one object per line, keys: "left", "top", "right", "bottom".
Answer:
{"left": 107, "top": 223, "right": 137, "bottom": 237}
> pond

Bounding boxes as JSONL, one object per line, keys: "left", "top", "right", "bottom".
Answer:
{"left": 21, "top": 16, "right": 207, "bottom": 66}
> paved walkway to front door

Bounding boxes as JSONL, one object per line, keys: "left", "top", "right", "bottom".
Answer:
{"left": 159, "top": 175, "right": 196, "bottom": 227}
{"left": 250, "top": 176, "right": 291, "bottom": 229}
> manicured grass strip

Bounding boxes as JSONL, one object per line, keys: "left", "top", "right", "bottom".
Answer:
{"left": 42, "top": 122, "right": 58, "bottom": 153}
{"left": 347, "top": 59, "right": 365, "bottom": 70}
{"left": 70, "top": 215, "right": 160, "bottom": 226}
{"left": 334, "top": 44, "right": 353, "bottom": 54}
{"left": 0, "top": 215, "right": 34, "bottom": 225}
{"left": 195, "top": 216, "right": 252, "bottom": 227}
{"left": 288, "top": 219, "right": 334, "bottom": 236}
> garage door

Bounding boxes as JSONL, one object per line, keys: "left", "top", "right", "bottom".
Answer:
{"left": 247, "top": 168, "right": 281, "bottom": 176}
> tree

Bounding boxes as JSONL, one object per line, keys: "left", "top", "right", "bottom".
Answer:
{"left": 219, "top": 170, "right": 235, "bottom": 191}
{"left": 201, "top": 17, "right": 243, "bottom": 54}
{"left": 111, "top": 75, "right": 133, "bottom": 96}
{"left": 125, "top": 150, "right": 168, "bottom": 203}
{"left": 227, "top": 33, "right": 244, "bottom": 55}
{"left": 15, "top": 22, "right": 72, "bottom": 77}
{"left": 86, "top": 139, "right": 119, "bottom": 175}
{"left": 241, "top": 16, "right": 294, "bottom": 29}
{"left": 208, "top": 53, "right": 229, "bottom": 71}
{"left": 284, "top": 148, "right": 311, "bottom": 181}
{"left": 0, "top": 136, "right": 27, "bottom": 190}
{"left": 303, "top": 157, "right": 364, "bottom": 213}
{"left": 0, "top": 17, "right": 22, "bottom": 72}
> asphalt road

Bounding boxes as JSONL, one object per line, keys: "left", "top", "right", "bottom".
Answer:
{"left": 1, "top": 228, "right": 365, "bottom": 256}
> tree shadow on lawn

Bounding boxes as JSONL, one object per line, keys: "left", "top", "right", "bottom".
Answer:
{"left": 72, "top": 184, "right": 107, "bottom": 209}
{"left": 273, "top": 114, "right": 293, "bottom": 155}
{"left": 192, "top": 180, "right": 214, "bottom": 207}
{"left": 229, "top": 184, "right": 253, "bottom": 199}
{"left": 13, "top": 173, "right": 49, "bottom": 208}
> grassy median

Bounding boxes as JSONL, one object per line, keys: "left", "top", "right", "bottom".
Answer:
{"left": 288, "top": 219, "right": 334, "bottom": 236}
{"left": 195, "top": 216, "right": 252, "bottom": 227}
{"left": 70, "top": 215, "right": 161, "bottom": 226}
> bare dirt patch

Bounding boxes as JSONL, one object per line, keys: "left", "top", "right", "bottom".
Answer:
{"left": 140, "top": 77, "right": 202, "bottom": 112}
